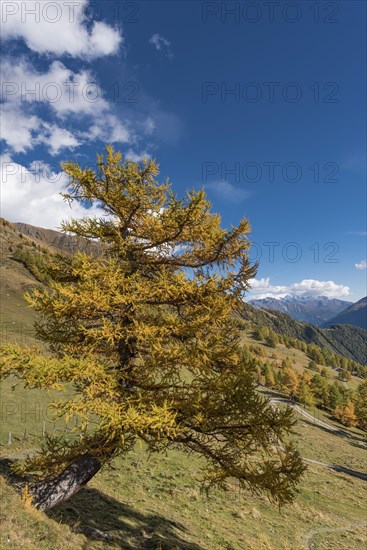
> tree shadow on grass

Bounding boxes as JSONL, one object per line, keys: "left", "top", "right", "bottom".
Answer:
{"left": 0, "top": 457, "right": 203, "bottom": 548}
{"left": 0, "top": 457, "right": 27, "bottom": 486}
{"left": 330, "top": 464, "right": 367, "bottom": 482}
{"left": 295, "top": 413, "right": 367, "bottom": 448}
{"left": 47, "top": 486, "right": 203, "bottom": 550}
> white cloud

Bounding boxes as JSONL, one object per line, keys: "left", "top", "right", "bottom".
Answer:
{"left": 1, "top": 155, "right": 105, "bottom": 229}
{"left": 1, "top": 0, "right": 122, "bottom": 59}
{"left": 36, "top": 124, "right": 80, "bottom": 155}
{"left": 87, "top": 114, "right": 130, "bottom": 144}
{"left": 0, "top": 104, "right": 40, "bottom": 153}
{"left": 355, "top": 260, "right": 367, "bottom": 270}
{"left": 0, "top": 4, "right": 180, "bottom": 159}
{"left": 247, "top": 277, "right": 351, "bottom": 300}
{"left": 1, "top": 59, "right": 108, "bottom": 116}
{"left": 0, "top": 59, "right": 131, "bottom": 154}
{"left": 143, "top": 117, "right": 156, "bottom": 135}
{"left": 205, "top": 181, "right": 251, "bottom": 202}
{"left": 125, "top": 149, "right": 151, "bottom": 162}
{"left": 0, "top": 3, "right": 129, "bottom": 156}
{"left": 149, "top": 33, "right": 173, "bottom": 60}
{"left": 1, "top": 103, "right": 80, "bottom": 155}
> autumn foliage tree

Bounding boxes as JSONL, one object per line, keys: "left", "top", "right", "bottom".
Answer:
{"left": 354, "top": 381, "right": 367, "bottom": 430}
{"left": 282, "top": 367, "right": 300, "bottom": 398}
{"left": 0, "top": 147, "right": 305, "bottom": 510}
{"left": 334, "top": 401, "right": 357, "bottom": 427}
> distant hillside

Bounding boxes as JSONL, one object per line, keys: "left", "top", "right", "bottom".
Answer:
{"left": 2, "top": 218, "right": 366, "bottom": 365}
{"left": 248, "top": 295, "right": 352, "bottom": 326}
{"left": 240, "top": 303, "right": 367, "bottom": 365}
{"left": 324, "top": 297, "right": 367, "bottom": 330}
{"left": 12, "top": 222, "right": 99, "bottom": 255}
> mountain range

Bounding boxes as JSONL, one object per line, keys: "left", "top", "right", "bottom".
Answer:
{"left": 248, "top": 295, "right": 356, "bottom": 327}
{"left": 241, "top": 303, "right": 367, "bottom": 365}
{"left": 324, "top": 296, "right": 367, "bottom": 330}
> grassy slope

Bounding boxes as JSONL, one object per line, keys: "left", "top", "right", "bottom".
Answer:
{"left": 0, "top": 476, "right": 86, "bottom": 550}
{"left": 241, "top": 304, "right": 367, "bottom": 365}
{"left": 0, "top": 221, "right": 49, "bottom": 346}
{"left": 1, "top": 329, "right": 366, "bottom": 549}
{"left": 1, "top": 377, "right": 366, "bottom": 549}
{"left": 1, "top": 222, "right": 366, "bottom": 549}
{"left": 242, "top": 332, "right": 362, "bottom": 391}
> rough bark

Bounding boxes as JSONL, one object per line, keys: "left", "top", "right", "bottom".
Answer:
{"left": 27, "top": 452, "right": 102, "bottom": 511}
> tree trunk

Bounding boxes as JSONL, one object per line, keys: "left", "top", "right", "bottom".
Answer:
{"left": 27, "top": 452, "right": 102, "bottom": 511}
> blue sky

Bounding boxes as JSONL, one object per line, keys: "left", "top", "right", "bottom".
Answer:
{"left": 1, "top": 0, "right": 366, "bottom": 301}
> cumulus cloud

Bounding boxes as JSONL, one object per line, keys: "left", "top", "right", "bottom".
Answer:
{"left": 85, "top": 114, "right": 130, "bottom": 145}
{"left": 36, "top": 124, "right": 80, "bottom": 155}
{"left": 0, "top": 59, "right": 131, "bottom": 154}
{"left": 1, "top": 103, "right": 81, "bottom": 156}
{"left": 0, "top": 5, "right": 129, "bottom": 156}
{"left": 1, "top": 104, "right": 40, "bottom": 153}
{"left": 247, "top": 277, "right": 351, "bottom": 300}
{"left": 0, "top": 155, "right": 105, "bottom": 229}
{"left": 1, "top": 0, "right": 122, "bottom": 59}
{"left": 355, "top": 260, "right": 367, "bottom": 270}
{"left": 125, "top": 149, "right": 151, "bottom": 162}
{"left": 0, "top": 3, "right": 179, "bottom": 162}
{"left": 205, "top": 181, "right": 251, "bottom": 202}
{"left": 149, "top": 34, "right": 173, "bottom": 60}
{"left": 1, "top": 59, "right": 108, "bottom": 116}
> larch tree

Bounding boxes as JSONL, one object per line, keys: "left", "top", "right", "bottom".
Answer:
{"left": 354, "top": 381, "right": 367, "bottom": 430}
{"left": 0, "top": 147, "right": 305, "bottom": 510}
{"left": 334, "top": 401, "right": 357, "bottom": 427}
{"left": 282, "top": 367, "right": 300, "bottom": 398}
